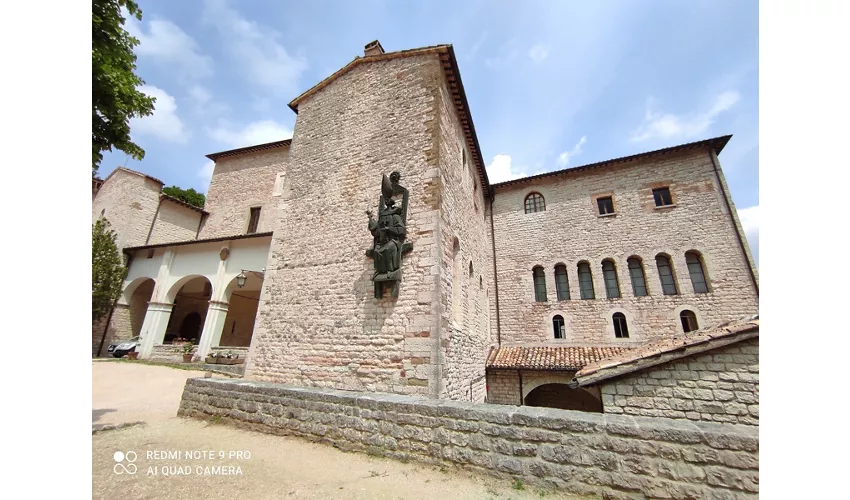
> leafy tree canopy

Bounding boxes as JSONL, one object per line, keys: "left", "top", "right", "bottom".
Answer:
{"left": 92, "top": 218, "right": 127, "bottom": 321}
{"left": 162, "top": 186, "right": 206, "bottom": 209}
{"left": 93, "top": 0, "right": 156, "bottom": 175}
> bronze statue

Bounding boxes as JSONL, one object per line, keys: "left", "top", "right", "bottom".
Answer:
{"left": 366, "top": 171, "right": 412, "bottom": 298}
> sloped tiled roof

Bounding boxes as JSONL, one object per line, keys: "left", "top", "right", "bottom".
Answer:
{"left": 571, "top": 314, "right": 759, "bottom": 387}
{"left": 160, "top": 193, "right": 208, "bottom": 214}
{"left": 206, "top": 139, "right": 292, "bottom": 161}
{"left": 486, "top": 346, "right": 634, "bottom": 371}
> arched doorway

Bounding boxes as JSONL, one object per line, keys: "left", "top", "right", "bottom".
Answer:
{"left": 219, "top": 273, "right": 262, "bottom": 347}
{"left": 524, "top": 383, "right": 603, "bottom": 412}
{"left": 164, "top": 276, "right": 212, "bottom": 344}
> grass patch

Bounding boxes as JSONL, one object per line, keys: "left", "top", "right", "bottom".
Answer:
{"left": 511, "top": 478, "right": 525, "bottom": 491}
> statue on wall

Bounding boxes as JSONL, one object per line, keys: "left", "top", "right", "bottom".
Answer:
{"left": 366, "top": 171, "right": 413, "bottom": 298}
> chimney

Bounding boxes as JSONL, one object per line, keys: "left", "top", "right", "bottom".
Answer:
{"left": 364, "top": 40, "right": 385, "bottom": 57}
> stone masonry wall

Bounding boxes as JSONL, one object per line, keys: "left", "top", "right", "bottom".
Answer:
{"left": 220, "top": 290, "right": 260, "bottom": 347}
{"left": 601, "top": 338, "right": 759, "bottom": 426}
{"left": 148, "top": 199, "right": 201, "bottom": 245}
{"left": 491, "top": 148, "right": 759, "bottom": 345}
{"left": 199, "top": 147, "right": 289, "bottom": 239}
{"left": 180, "top": 377, "right": 759, "bottom": 499}
{"left": 247, "top": 55, "right": 447, "bottom": 397}
{"left": 92, "top": 169, "right": 162, "bottom": 250}
{"left": 435, "top": 70, "right": 491, "bottom": 402}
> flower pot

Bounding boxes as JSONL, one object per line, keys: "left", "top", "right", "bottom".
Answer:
{"left": 127, "top": 352, "right": 139, "bottom": 360}
{"left": 182, "top": 354, "right": 194, "bottom": 363}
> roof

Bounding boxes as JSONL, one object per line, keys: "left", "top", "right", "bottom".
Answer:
{"left": 159, "top": 193, "right": 208, "bottom": 214}
{"left": 491, "top": 135, "right": 732, "bottom": 190}
{"left": 206, "top": 139, "right": 292, "bottom": 162}
{"left": 103, "top": 166, "right": 164, "bottom": 187}
{"left": 287, "top": 44, "right": 491, "bottom": 196}
{"left": 570, "top": 314, "right": 759, "bottom": 388}
{"left": 123, "top": 231, "right": 273, "bottom": 253}
{"left": 486, "top": 346, "right": 635, "bottom": 371}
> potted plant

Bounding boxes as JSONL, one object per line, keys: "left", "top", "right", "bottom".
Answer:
{"left": 182, "top": 342, "right": 194, "bottom": 363}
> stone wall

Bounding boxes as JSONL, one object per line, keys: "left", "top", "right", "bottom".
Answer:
{"left": 247, "top": 54, "right": 447, "bottom": 396}
{"left": 490, "top": 148, "right": 759, "bottom": 345}
{"left": 220, "top": 290, "right": 260, "bottom": 347}
{"left": 435, "top": 68, "right": 491, "bottom": 402}
{"left": 92, "top": 168, "right": 162, "bottom": 250}
{"left": 179, "top": 378, "right": 759, "bottom": 499}
{"left": 199, "top": 147, "right": 289, "bottom": 239}
{"left": 148, "top": 199, "right": 201, "bottom": 245}
{"left": 600, "top": 338, "right": 759, "bottom": 426}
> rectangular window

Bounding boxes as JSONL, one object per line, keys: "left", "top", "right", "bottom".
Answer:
{"left": 653, "top": 187, "right": 673, "bottom": 207}
{"left": 247, "top": 207, "right": 261, "bottom": 234}
{"left": 597, "top": 196, "right": 615, "bottom": 215}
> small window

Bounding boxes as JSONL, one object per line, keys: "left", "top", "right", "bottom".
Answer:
{"left": 577, "top": 262, "right": 595, "bottom": 300}
{"left": 469, "top": 261, "right": 474, "bottom": 277}
{"left": 479, "top": 276, "right": 483, "bottom": 289}
{"left": 524, "top": 192, "right": 546, "bottom": 213}
{"left": 247, "top": 207, "right": 261, "bottom": 233}
{"left": 685, "top": 252, "right": 709, "bottom": 294}
{"left": 553, "top": 315, "right": 565, "bottom": 339}
{"left": 602, "top": 260, "right": 621, "bottom": 299}
{"left": 681, "top": 310, "right": 699, "bottom": 333}
{"left": 655, "top": 254, "right": 678, "bottom": 295}
{"left": 597, "top": 196, "right": 614, "bottom": 215}
{"left": 627, "top": 257, "right": 648, "bottom": 297}
{"left": 613, "top": 312, "right": 629, "bottom": 338}
{"left": 554, "top": 264, "right": 570, "bottom": 301}
{"left": 653, "top": 187, "right": 673, "bottom": 207}
{"left": 533, "top": 266, "right": 547, "bottom": 302}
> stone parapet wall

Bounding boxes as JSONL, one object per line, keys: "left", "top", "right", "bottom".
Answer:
{"left": 149, "top": 344, "right": 197, "bottom": 363}
{"left": 179, "top": 378, "right": 758, "bottom": 499}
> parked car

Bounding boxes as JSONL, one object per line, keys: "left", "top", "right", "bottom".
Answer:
{"left": 107, "top": 336, "right": 140, "bottom": 358}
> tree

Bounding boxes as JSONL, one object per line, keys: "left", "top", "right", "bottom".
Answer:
{"left": 93, "top": 217, "right": 127, "bottom": 322}
{"left": 162, "top": 186, "right": 206, "bottom": 209}
{"left": 92, "top": 0, "right": 156, "bottom": 175}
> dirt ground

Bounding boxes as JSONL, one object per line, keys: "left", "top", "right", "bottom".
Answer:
{"left": 92, "top": 361, "right": 586, "bottom": 500}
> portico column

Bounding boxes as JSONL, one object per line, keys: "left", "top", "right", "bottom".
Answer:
{"left": 138, "top": 301, "right": 173, "bottom": 358}
{"left": 196, "top": 300, "right": 229, "bottom": 360}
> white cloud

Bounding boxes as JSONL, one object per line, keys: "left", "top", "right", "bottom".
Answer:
{"left": 487, "top": 154, "right": 530, "bottom": 183}
{"left": 207, "top": 119, "right": 293, "bottom": 148}
{"left": 131, "top": 85, "right": 189, "bottom": 143}
{"left": 202, "top": 0, "right": 307, "bottom": 95}
{"left": 737, "top": 205, "right": 759, "bottom": 266}
{"left": 556, "top": 136, "right": 587, "bottom": 167}
{"left": 528, "top": 43, "right": 550, "bottom": 63}
{"left": 197, "top": 160, "right": 215, "bottom": 191}
{"left": 125, "top": 17, "right": 213, "bottom": 81}
{"left": 485, "top": 39, "right": 520, "bottom": 70}
{"left": 630, "top": 91, "right": 741, "bottom": 142}
{"left": 189, "top": 85, "right": 212, "bottom": 106}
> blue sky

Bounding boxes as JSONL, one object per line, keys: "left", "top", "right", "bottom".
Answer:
{"left": 103, "top": 0, "right": 759, "bottom": 264}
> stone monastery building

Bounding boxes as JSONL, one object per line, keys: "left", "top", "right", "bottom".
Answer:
{"left": 93, "top": 41, "right": 759, "bottom": 421}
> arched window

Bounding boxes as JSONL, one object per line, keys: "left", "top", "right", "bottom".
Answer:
{"left": 602, "top": 260, "right": 621, "bottom": 299}
{"left": 577, "top": 262, "right": 595, "bottom": 300}
{"left": 469, "top": 261, "right": 474, "bottom": 277}
{"left": 627, "top": 257, "right": 648, "bottom": 297}
{"left": 524, "top": 192, "right": 545, "bottom": 213}
{"left": 680, "top": 310, "right": 699, "bottom": 333}
{"left": 655, "top": 254, "right": 678, "bottom": 295}
{"left": 554, "top": 264, "right": 570, "bottom": 301}
{"left": 553, "top": 315, "right": 565, "bottom": 339}
{"left": 685, "top": 252, "right": 709, "bottom": 294}
{"left": 533, "top": 266, "right": 547, "bottom": 302}
{"left": 613, "top": 313, "right": 629, "bottom": 338}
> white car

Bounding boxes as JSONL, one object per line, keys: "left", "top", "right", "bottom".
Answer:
{"left": 106, "top": 336, "right": 140, "bottom": 358}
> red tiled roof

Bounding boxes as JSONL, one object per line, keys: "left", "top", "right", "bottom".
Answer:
{"left": 571, "top": 315, "right": 759, "bottom": 387}
{"left": 206, "top": 139, "right": 292, "bottom": 161}
{"left": 123, "top": 231, "right": 273, "bottom": 253}
{"left": 486, "top": 346, "right": 634, "bottom": 371}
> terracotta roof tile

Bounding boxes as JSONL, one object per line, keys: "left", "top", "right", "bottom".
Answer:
{"left": 571, "top": 314, "right": 759, "bottom": 387}
{"left": 206, "top": 139, "right": 292, "bottom": 161}
{"left": 486, "top": 346, "right": 634, "bottom": 371}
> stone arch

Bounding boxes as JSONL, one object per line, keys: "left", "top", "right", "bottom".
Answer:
{"left": 524, "top": 383, "right": 603, "bottom": 412}
{"left": 120, "top": 276, "right": 156, "bottom": 304}
{"left": 166, "top": 274, "right": 212, "bottom": 303}
{"left": 164, "top": 275, "right": 212, "bottom": 343}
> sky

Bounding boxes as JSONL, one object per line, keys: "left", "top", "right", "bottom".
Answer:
{"left": 102, "top": 0, "right": 759, "bottom": 265}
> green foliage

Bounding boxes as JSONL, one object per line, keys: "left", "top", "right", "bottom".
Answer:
{"left": 92, "top": 218, "right": 127, "bottom": 321}
{"left": 162, "top": 186, "right": 206, "bottom": 208}
{"left": 511, "top": 478, "right": 525, "bottom": 491}
{"left": 92, "top": 0, "right": 156, "bottom": 175}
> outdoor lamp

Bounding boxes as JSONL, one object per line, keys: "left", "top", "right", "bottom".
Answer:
{"left": 236, "top": 271, "right": 248, "bottom": 288}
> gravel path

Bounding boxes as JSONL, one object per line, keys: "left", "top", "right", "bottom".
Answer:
{"left": 92, "top": 361, "right": 586, "bottom": 500}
